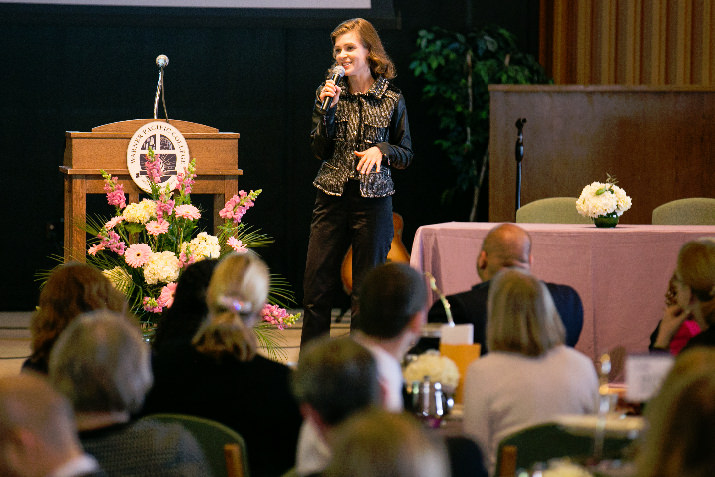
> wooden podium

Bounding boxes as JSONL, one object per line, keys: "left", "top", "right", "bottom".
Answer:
{"left": 60, "top": 119, "right": 242, "bottom": 261}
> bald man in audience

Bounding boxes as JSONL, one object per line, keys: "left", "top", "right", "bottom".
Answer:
{"left": 427, "top": 223, "right": 583, "bottom": 354}
{"left": 0, "top": 374, "right": 105, "bottom": 477}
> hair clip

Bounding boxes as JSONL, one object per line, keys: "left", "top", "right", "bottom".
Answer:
{"left": 218, "top": 296, "right": 253, "bottom": 314}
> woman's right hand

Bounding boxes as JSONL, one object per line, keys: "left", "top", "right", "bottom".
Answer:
{"left": 653, "top": 304, "right": 691, "bottom": 349}
{"left": 319, "top": 79, "right": 342, "bottom": 109}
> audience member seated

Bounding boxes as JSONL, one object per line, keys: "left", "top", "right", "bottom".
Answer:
{"left": 635, "top": 347, "right": 715, "bottom": 477}
{"left": 150, "top": 258, "right": 218, "bottom": 355}
{"left": 142, "top": 251, "right": 302, "bottom": 477}
{"left": 463, "top": 268, "right": 598, "bottom": 473}
{"left": 48, "top": 310, "right": 212, "bottom": 477}
{"left": 23, "top": 261, "right": 127, "bottom": 374}
{"left": 649, "top": 273, "right": 701, "bottom": 355}
{"left": 0, "top": 373, "right": 106, "bottom": 477}
{"left": 353, "top": 261, "right": 429, "bottom": 411}
{"left": 291, "top": 336, "right": 382, "bottom": 477}
{"left": 650, "top": 238, "right": 715, "bottom": 353}
{"left": 425, "top": 223, "right": 583, "bottom": 354}
{"left": 321, "top": 408, "right": 451, "bottom": 477}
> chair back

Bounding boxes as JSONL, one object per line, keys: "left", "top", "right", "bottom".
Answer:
{"left": 494, "top": 422, "right": 632, "bottom": 476}
{"left": 652, "top": 198, "right": 715, "bottom": 225}
{"left": 142, "top": 413, "right": 249, "bottom": 477}
{"left": 516, "top": 197, "right": 592, "bottom": 224}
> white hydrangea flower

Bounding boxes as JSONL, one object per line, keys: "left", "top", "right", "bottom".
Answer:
{"left": 180, "top": 232, "right": 221, "bottom": 261}
{"left": 402, "top": 351, "right": 460, "bottom": 389}
{"left": 123, "top": 199, "right": 157, "bottom": 224}
{"left": 143, "top": 251, "right": 180, "bottom": 285}
{"left": 576, "top": 181, "right": 631, "bottom": 219}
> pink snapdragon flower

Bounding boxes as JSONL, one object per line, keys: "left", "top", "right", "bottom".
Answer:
{"left": 125, "top": 243, "right": 153, "bottom": 268}
{"left": 261, "top": 304, "right": 298, "bottom": 330}
{"left": 100, "top": 231, "right": 126, "bottom": 255}
{"left": 219, "top": 190, "right": 260, "bottom": 225}
{"left": 143, "top": 296, "right": 162, "bottom": 313}
{"left": 145, "top": 151, "right": 163, "bottom": 184}
{"left": 102, "top": 172, "right": 126, "bottom": 209}
{"left": 175, "top": 159, "right": 197, "bottom": 195}
{"left": 156, "top": 193, "right": 175, "bottom": 221}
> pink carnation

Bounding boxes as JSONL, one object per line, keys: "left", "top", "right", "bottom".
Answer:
{"left": 104, "top": 216, "right": 125, "bottom": 230}
{"left": 158, "top": 282, "right": 177, "bottom": 309}
{"left": 175, "top": 204, "right": 201, "bottom": 220}
{"left": 146, "top": 220, "right": 170, "bottom": 236}
{"left": 227, "top": 236, "right": 247, "bottom": 253}
{"left": 88, "top": 243, "right": 105, "bottom": 256}
{"left": 125, "top": 243, "right": 153, "bottom": 268}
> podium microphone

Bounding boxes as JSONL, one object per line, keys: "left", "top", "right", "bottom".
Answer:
{"left": 318, "top": 65, "right": 345, "bottom": 114}
{"left": 156, "top": 54, "right": 169, "bottom": 69}
{"left": 154, "top": 54, "right": 169, "bottom": 120}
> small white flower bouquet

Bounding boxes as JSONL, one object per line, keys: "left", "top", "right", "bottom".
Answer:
{"left": 576, "top": 174, "right": 632, "bottom": 219}
{"left": 403, "top": 350, "right": 460, "bottom": 390}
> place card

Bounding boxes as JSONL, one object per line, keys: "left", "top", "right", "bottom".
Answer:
{"left": 625, "top": 353, "right": 674, "bottom": 402}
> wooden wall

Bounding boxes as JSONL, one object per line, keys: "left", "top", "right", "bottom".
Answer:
{"left": 539, "top": 0, "right": 715, "bottom": 86}
{"left": 488, "top": 85, "right": 715, "bottom": 224}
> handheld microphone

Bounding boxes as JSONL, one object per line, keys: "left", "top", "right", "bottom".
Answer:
{"left": 318, "top": 65, "right": 345, "bottom": 114}
{"left": 156, "top": 54, "right": 169, "bottom": 69}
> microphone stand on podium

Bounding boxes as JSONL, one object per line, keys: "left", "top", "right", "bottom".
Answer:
{"left": 514, "top": 118, "right": 526, "bottom": 218}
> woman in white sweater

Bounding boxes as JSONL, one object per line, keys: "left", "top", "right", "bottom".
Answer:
{"left": 463, "top": 268, "right": 598, "bottom": 474}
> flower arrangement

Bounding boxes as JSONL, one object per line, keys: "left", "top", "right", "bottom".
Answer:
{"left": 84, "top": 147, "right": 299, "bottom": 349}
{"left": 403, "top": 350, "right": 460, "bottom": 390}
{"left": 576, "top": 174, "right": 632, "bottom": 220}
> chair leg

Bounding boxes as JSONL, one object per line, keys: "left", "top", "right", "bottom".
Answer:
{"left": 224, "top": 443, "right": 245, "bottom": 477}
{"left": 498, "top": 445, "right": 517, "bottom": 477}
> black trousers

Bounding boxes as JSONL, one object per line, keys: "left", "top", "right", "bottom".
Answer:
{"left": 301, "top": 181, "right": 393, "bottom": 348}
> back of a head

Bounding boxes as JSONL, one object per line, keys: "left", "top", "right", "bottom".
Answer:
{"left": 30, "top": 261, "right": 128, "bottom": 366}
{"left": 193, "top": 251, "right": 269, "bottom": 362}
{"left": 322, "top": 408, "right": 450, "bottom": 477}
{"left": 676, "top": 238, "right": 715, "bottom": 325}
{"left": 48, "top": 310, "right": 152, "bottom": 415}
{"left": 0, "top": 373, "right": 79, "bottom": 460}
{"left": 480, "top": 224, "right": 532, "bottom": 280}
{"left": 153, "top": 258, "right": 218, "bottom": 350}
{"left": 292, "top": 336, "right": 380, "bottom": 427}
{"left": 636, "top": 368, "right": 715, "bottom": 477}
{"left": 487, "top": 267, "right": 565, "bottom": 356}
{"left": 358, "top": 262, "right": 427, "bottom": 339}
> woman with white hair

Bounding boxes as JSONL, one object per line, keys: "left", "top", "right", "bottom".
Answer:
{"left": 48, "top": 310, "right": 211, "bottom": 476}
{"left": 463, "top": 268, "right": 598, "bottom": 474}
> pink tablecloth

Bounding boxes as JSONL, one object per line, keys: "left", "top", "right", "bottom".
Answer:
{"left": 410, "top": 222, "right": 715, "bottom": 361}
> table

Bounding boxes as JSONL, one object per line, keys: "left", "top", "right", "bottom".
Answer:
{"left": 410, "top": 223, "right": 715, "bottom": 361}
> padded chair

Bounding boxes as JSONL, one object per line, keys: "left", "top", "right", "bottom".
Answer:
{"left": 515, "top": 197, "right": 592, "bottom": 224}
{"left": 651, "top": 198, "right": 715, "bottom": 225}
{"left": 142, "top": 413, "right": 250, "bottom": 477}
{"left": 494, "top": 422, "right": 633, "bottom": 476}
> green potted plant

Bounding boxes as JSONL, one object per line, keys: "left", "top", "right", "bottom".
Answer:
{"left": 410, "top": 25, "right": 551, "bottom": 220}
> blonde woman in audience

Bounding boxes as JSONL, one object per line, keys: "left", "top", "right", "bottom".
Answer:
{"left": 322, "top": 408, "right": 451, "bottom": 477}
{"left": 143, "top": 251, "right": 302, "bottom": 477}
{"left": 651, "top": 238, "right": 715, "bottom": 352}
{"left": 463, "top": 268, "right": 598, "bottom": 474}
{"left": 23, "top": 261, "right": 127, "bottom": 374}
{"left": 635, "top": 348, "right": 715, "bottom": 477}
{"left": 48, "top": 310, "right": 211, "bottom": 476}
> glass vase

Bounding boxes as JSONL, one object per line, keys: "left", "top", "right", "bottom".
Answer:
{"left": 593, "top": 212, "right": 619, "bottom": 228}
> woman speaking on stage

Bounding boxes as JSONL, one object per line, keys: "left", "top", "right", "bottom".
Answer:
{"left": 301, "top": 17, "right": 413, "bottom": 347}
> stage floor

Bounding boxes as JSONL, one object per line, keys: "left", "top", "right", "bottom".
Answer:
{"left": 0, "top": 310, "right": 350, "bottom": 377}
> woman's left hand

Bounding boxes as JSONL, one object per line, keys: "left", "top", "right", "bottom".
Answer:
{"left": 354, "top": 147, "right": 383, "bottom": 174}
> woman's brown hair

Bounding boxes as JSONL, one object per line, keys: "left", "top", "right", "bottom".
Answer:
{"left": 330, "top": 18, "right": 396, "bottom": 80}
{"left": 29, "top": 262, "right": 128, "bottom": 369}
